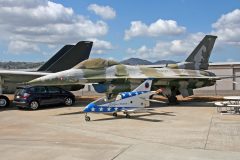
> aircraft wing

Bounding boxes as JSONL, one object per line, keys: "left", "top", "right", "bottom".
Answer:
{"left": 217, "top": 75, "right": 240, "bottom": 79}
{"left": 83, "top": 75, "right": 220, "bottom": 83}
{"left": 144, "top": 98, "right": 166, "bottom": 103}
{"left": 0, "top": 70, "right": 49, "bottom": 76}
{"left": 122, "top": 108, "right": 154, "bottom": 113}
{"left": 0, "top": 70, "right": 49, "bottom": 84}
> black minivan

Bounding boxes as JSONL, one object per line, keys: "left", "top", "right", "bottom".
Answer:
{"left": 13, "top": 86, "right": 75, "bottom": 110}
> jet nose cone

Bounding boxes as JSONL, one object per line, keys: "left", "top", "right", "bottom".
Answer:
{"left": 83, "top": 103, "right": 96, "bottom": 112}
{"left": 28, "top": 77, "right": 44, "bottom": 85}
{"left": 28, "top": 73, "right": 61, "bottom": 86}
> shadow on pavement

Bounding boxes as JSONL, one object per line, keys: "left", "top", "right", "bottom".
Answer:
{"left": 90, "top": 111, "right": 176, "bottom": 122}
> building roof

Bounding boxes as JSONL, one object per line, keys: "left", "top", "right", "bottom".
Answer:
{"left": 209, "top": 62, "right": 240, "bottom": 66}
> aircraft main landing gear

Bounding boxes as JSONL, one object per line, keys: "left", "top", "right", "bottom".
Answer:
{"left": 125, "top": 114, "right": 130, "bottom": 118}
{"left": 167, "top": 95, "right": 179, "bottom": 105}
{"left": 85, "top": 114, "right": 91, "bottom": 121}
{"left": 113, "top": 112, "right": 118, "bottom": 117}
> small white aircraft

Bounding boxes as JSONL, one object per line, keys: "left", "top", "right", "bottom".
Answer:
{"left": 83, "top": 79, "right": 162, "bottom": 121}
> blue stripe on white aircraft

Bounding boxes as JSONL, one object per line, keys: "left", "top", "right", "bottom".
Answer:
{"left": 83, "top": 79, "right": 162, "bottom": 121}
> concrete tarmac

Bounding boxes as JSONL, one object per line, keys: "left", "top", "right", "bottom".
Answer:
{"left": 0, "top": 101, "right": 240, "bottom": 160}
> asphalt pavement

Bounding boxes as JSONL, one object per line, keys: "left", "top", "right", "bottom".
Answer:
{"left": 0, "top": 100, "right": 240, "bottom": 160}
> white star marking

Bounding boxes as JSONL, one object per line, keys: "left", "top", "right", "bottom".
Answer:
{"left": 114, "top": 107, "right": 118, "bottom": 111}
{"left": 128, "top": 93, "right": 132, "bottom": 96}
{"left": 99, "top": 107, "right": 103, "bottom": 112}
{"left": 107, "top": 107, "right": 111, "bottom": 111}
{"left": 91, "top": 107, "right": 95, "bottom": 111}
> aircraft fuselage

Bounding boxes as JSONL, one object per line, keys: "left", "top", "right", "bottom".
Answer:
{"left": 29, "top": 64, "right": 218, "bottom": 96}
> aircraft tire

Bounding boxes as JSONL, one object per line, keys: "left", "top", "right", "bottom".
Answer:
{"left": 85, "top": 116, "right": 90, "bottom": 121}
{"left": 113, "top": 112, "right": 117, "bottom": 117}
{"left": 167, "top": 95, "right": 178, "bottom": 105}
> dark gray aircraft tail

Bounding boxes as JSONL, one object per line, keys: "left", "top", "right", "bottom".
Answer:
{"left": 37, "top": 45, "right": 74, "bottom": 72}
{"left": 154, "top": 35, "right": 217, "bottom": 70}
{"left": 37, "top": 41, "right": 93, "bottom": 72}
{"left": 184, "top": 35, "right": 217, "bottom": 70}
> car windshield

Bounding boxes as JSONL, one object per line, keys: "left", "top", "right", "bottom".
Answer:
{"left": 15, "top": 88, "right": 27, "bottom": 96}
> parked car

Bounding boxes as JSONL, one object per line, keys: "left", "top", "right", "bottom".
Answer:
{"left": 13, "top": 85, "right": 75, "bottom": 110}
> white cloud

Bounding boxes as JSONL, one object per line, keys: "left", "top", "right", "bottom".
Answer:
{"left": 124, "top": 19, "right": 186, "bottom": 40}
{"left": 212, "top": 9, "right": 240, "bottom": 45}
{"left": 0, "top": 0, "right": 109, "bottom": 54}
{"left": 0, "top": 0, "right": 46, "bottom": 8}
{"left": 88, "top": 38, "right": 113, "bottom": 54}
{"left": 125, "top": 9, "right": 240, "bottom": 61}
{"left": 126, "top": 33, "right": 204, "bottom": 61}
{"left": 88, "top": 4, "right": 116, "bottom": 20}
{"left": 8, "top": 40, "right": 40, "bottom": 54}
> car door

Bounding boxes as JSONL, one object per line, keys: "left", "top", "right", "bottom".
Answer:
{"left": 46, "top": 86, "right": 62, "bottom": 104}
{"left": 32, "top": 86, "right": 50, "bottom": 105}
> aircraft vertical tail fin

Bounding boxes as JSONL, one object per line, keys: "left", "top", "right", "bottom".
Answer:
{"left": 38, "top": 41, "right": 93, "bottom": 73}
{"left": 185, "top": 35, "right": 217, "bottom": 70}
{"left": 37, "top": 45, "right": 74, "bottom": 72}
{"left": 166, "top": 35, "right": 217, "bottom": 70}
{"left": 133, "top": 80, "right": 153, "bottom": 92}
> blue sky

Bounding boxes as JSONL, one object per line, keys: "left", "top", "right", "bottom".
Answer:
{"left": 0, "top": 0, "right": 239, "bottom": 62}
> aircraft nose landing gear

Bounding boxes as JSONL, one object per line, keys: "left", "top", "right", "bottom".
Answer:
{"left": 85, "top": 114, "right": 91, "bottom": 121}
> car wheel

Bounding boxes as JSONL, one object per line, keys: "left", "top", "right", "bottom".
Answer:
{"left": 30, "top": 101, "right": 39, "bottom": 110}
{"left": 0, "top": 96, "right": 10, "bottom": 107}
{"left": 64, "top": 97, "right": 74, "bottom": 106}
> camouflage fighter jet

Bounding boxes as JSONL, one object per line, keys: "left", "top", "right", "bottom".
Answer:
{"left": 28, "top": 35, "right": 218, "bottom": 103}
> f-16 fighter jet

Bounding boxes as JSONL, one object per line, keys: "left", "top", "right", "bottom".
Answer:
{"left": 29, "top": 35, "right": 218, "bottom": 104}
